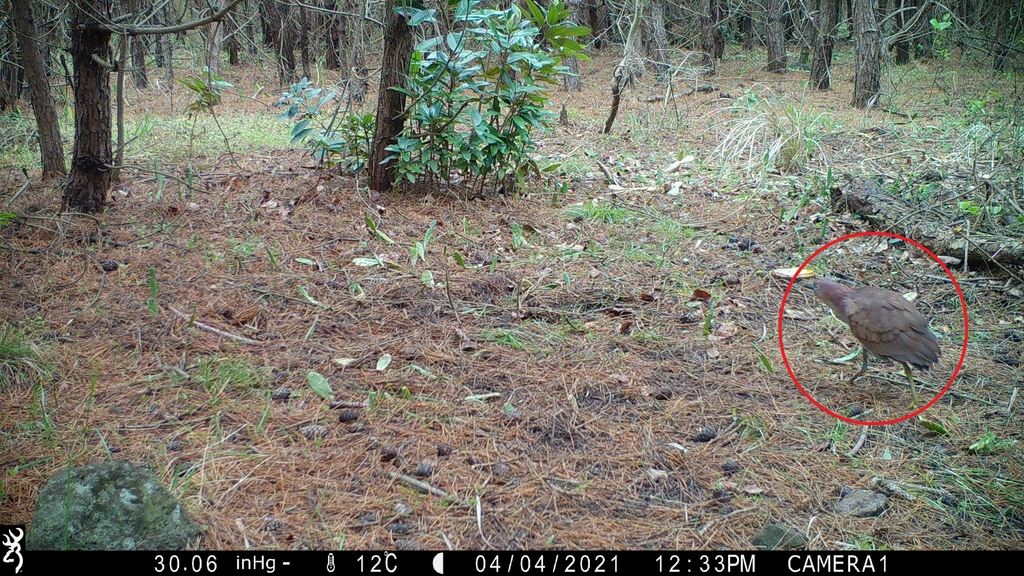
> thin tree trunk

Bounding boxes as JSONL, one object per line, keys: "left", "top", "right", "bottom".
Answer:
{"left": 349, "top": 0, "right": 367, "bottom": 102}
{"left": 562, "top": 57, "right": 582, "bottom": 90}
{"left": 202, "top": 8, "right": 223, "bottom": 76}
{"left": 64, "top": 0, "right": 113, "bottom": 213}
{"left": 127, "top": 0, "right": 148, "bottom": 88}
{"left": 368, "top": 0, "right": 413, "bottom": 192}
{"left": 154, "top": 5, "right": 174, "bottom": 89}
{"left": 588, "top": 0, "right": 611, "bottom": 49}
{"left": 12, "top": 0, "right": 66, "bottom": 179}
{"left": 130, "top": 36, "right": 149, "bottom": 88}
{"left": 0, "top": 16, "right": 25, "bottom": 111}
{"left": 603, "top": 0, "right": 645, "bottom": 134}
{"left": 739, "top": 9, "right": 756, "bottom": 50}
{"left": 643, "top": 0, "right": 670, "bottom": 80}
{"left": 114, "top": 32, "right": 126, "bottom": 182}
{"left": 913, "top": 0, "right": 932, "bottom": 58}
{"left": 766, "top": 0, "right": 788, "bottom": 72}
{"left": 799, "top": 0, "right": 817, "bottom": 64}
{"left": 562, "top": 0, "right": 585, "bottom": 90}
{"left": 263, "top": 0, "right": 296, "bottom": 84}
{"left": 225, "top": 11, "right": 241, "bottom": 65}
{"left": 701, "top": 0, "right": 718, "bottom": 71}
{"left": 851, "top": 0, "right": 882, "bottom": 109}
{"left": 325, "top": 4, "right": 343, "bottom": 70}
{"left": 810, "top": 0, "right": 838, "bottom": 89}
{"left": 992, "top": 0, "right": 1011, "bottom": 71}
{"left": 299, "top": 5, "right": 311, "bottom": 81}
{"left": 712, "top": 0, "right": 726, "bottom": 59}
{"left": 893, "top": 0, "right": 910, "bottom": 64}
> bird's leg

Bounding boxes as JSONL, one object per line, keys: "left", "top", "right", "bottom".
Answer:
{"left": 902, "top": 362, "right": 920, "bottom": 409}
{"left": 848, "top": 348, "right": 869, "bottom": 385}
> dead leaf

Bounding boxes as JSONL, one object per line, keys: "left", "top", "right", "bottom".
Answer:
{"left": 455, "top": 327, "right": 479, "bottom": 351}
{"left": 233, "top": 304, "right": 260, "bottom": 325}
{"left": 713, "top": 322, "right": 740, "bottom": 339}
{"left": 691, "top": 289, "right": 712, "bottom": 303}
{"left": 647, "top": 468, "right": 670, "bottom": 481}
{"left": 772, "top": 267, "right": 814, "bottom": 280}
{"left": 784, "top": 308, "right": 817, "bottom": 320}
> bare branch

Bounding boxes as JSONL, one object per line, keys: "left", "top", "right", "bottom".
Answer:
{"left": 93, "top": 0, "right": 245, "bottom": 36}
{"left": 293, "top": 1, "right": 385, "bottom": 28}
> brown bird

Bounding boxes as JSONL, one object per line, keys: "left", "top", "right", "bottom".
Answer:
{"left": 810, "top": 278, "right": 941, "bottom": 407}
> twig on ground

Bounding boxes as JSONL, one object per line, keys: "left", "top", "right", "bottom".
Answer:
{"left": 387, "top": 470, "right": 450, "bottom": 498}
{"left": 845, "top": 425, "right": 869, "bottom": 458}
{"left": 168, "top": 305, "right": 261, "bottom": 345}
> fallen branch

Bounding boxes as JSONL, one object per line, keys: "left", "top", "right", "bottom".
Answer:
{"left": 168, "top": 305, "right": 261, "bottom": 345}
{"left": 845, "top": 425, "right": 869, "bottom": 458}
{"left": 387, "top": 470, "right": 450, "bottom": 498}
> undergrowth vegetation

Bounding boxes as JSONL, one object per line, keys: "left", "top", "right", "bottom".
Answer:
{"left": 279, "top": 0, "right": 588, "bottom": 196}
{"left": 709, "top": 87, "right": 834, "bottom": 176}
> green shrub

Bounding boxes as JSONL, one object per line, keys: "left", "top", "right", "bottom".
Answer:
{"left": 387, "top": 0, "right": 587, "bottom": 195}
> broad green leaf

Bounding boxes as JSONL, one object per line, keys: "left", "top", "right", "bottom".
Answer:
{"left": 297, "top": 286, "right": 322, "bottom": 306}
{"left": 918, "top": 418, "right": 948, "bottom": 435}
{"left": 306, "top": 371, "right": 334, "bottom": 400}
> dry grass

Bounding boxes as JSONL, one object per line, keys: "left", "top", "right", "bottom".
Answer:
{"left": 1, "top": 40, "right": 1022, "bottom": 551}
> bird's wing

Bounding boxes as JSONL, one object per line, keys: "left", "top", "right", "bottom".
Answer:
{"left": 845, "top": 288, "right": 941, "bottom": 369}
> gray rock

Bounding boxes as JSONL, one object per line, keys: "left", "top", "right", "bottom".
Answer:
{"left": 28, "top": 461, "right": 200, "bottom": 550}
{"left": 751, "top": 524, "right": 807, "bottom": 550}
{"left": 835, "top": 489, "right": 889, "bottom": 518}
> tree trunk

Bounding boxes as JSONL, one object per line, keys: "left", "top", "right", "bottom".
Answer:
{"left": 263, "top": 0, "right": 297, "bottom": 84}
{"left": 299, "top": 5, "right": 311, "bottom": 81}
{"left": 154, "top": 5, "right": 174, "bottom": 89}
{"left": 851, "top": 0, "right": 882, "bottom": 109}
{"left": 766, "top": 0, "right": 788, "bottom": 72}
{"left": 992, "top": 0, "right": 1011, "bottom": 71}
{"left": 562, "top": 0, "right": 585, "bottom": 90}
{"left": 348, "top": 0, "right": 367, "bottom": 103}
{"left": 588, "top": 0, "right": 611, "bottom": 49}
{"left": 125, "top": 0, "right": 148, "bottom": 88}
{"left": 225, "top": 11, "right": 241, "bottom": 65}
{"left": 845, "top": 0, "right": 853, "bottom": 36}
{"left": 712, "top": 0, "right": 726, "bottom": 59}
{"left": 700, "top": 0, "right": 718, "bottom": 71}
{"left": 643, "top": 0, "right": 670, "bottom": 80}
{"left": 202, "top": 8, "right": 223, "bottom": 76}
{"left": 0, "top": 17, "right": 25, "bottom": 111}
{"left": 799, "top": 0, "right": 817, "bottom": 64}
{"left": 913, "top": 0, "right": 932, "bottom": 58}
{"left": 562, "top": 56, "right": 582, "bottom": 90}
{"left": 739, "top": 9, "right": 756, "bottom": 50}
{"left": 64, "top": 0, "right": 113, "bottom": 213}
{"left": 130, "top": 36, "right": 149, "bottom": 88}
{"left": 325, "top": 5, "right": 343, "bottom": 70}
{"left": 12, "top": 0, "right": 66, "bottom": 180}
{"left": 810, "top": 0, "right": 838, "bottom": 89}
{"left": 893, "top": 0, "right": 910, "bottom": 64}
{"left": 368, "top": 0, "right": 413, "bottom": 193}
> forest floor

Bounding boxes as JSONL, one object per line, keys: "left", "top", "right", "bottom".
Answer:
{"left": 2, "top": 40, "right": 1023, "bottom": 550}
